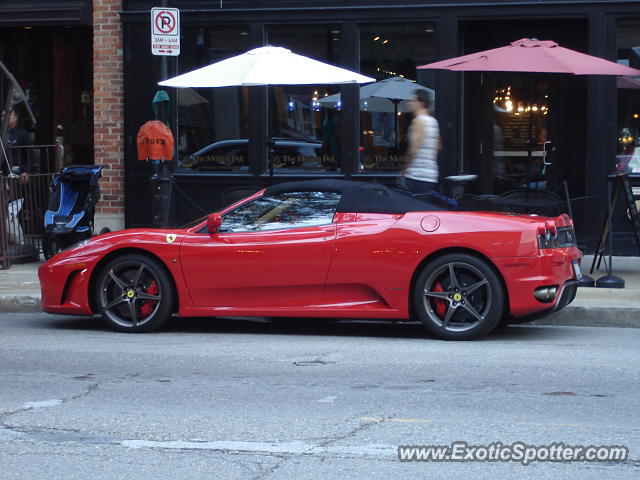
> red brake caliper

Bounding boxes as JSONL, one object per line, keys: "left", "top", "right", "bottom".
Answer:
{"left": 433, "top": 282, "right": 446, "bottom": 318}
{"left": 139, "top": 280, "right": 158, "bottom": 317}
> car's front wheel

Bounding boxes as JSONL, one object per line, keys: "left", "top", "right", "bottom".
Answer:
{"left": 413, "top": 253, "right": 505, "bottom": 340}
{"left": 95, "top": 254, "right": 174, "bottom": 332}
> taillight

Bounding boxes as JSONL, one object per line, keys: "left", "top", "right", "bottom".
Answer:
{"left": 558, "top": 214, "right": 574, "bottom": 228}
{"left": 538, "top": 219, "right": 576, "bottom": 249}
{"left": 545, "top": 219, "right": 557, "bottom": 236}
{"left": 537, "top": 224, "right": 548, "bottom": 236}
{"left": 538, "top": 220, "right": 559, "bottom": 249}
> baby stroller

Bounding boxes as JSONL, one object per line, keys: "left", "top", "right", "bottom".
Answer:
{"left": 43, "top": 165, "right": 105, "bottom": 259}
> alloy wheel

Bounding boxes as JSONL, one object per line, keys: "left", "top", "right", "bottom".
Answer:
{"left": 421, "top": 261, "right": 492, "bottom": 333}
{"left": 98, "top": 260, "right": 162, "bottom": 329}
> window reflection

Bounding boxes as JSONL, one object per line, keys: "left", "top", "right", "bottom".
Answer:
{"left": 616, "top": 19, "right": 640, "bottom": 174}
{"left": 177, "top": 26, "right": 250, "bottom": 173}
{"left": 266, "top": 25, "right": 342, "bottom": 173}
{"left": 491, "top": 78, "right": 550, "bottom": 192}
{"left": 221, "top": 191, "right": 342, "bottom": 232}
{"left": 359, "top": 23, "right": 437, "bottom": 173}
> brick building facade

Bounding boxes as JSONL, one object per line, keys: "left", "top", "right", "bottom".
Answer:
{"left": 93, "top": 0, "right": 125, "bottom": 231}
{"left": 4, "top": 1, "right": 640, "bottom": 253}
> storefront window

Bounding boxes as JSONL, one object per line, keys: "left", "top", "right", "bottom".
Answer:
{"left": 616, "top": 19, "right": 640, "bottom": 174}
{"left": 358, "top": 23, "right": 437, "bottom": 173}
{"left": 1, "top": 27, "right": 93, "bottom": 169}
{"left": 266, "top": 24, "right": 342, "bottom": 173}
{"left": 490, "top": 77, "right": 550, "bottom": 192}
{"left": 176, "top": 26, "right": 250, "bottom": 173}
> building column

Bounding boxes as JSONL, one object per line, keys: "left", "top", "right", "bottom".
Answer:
{"left": 436, "top": 15, "right": 460, "bottom": 179}
{"left": 93, "top": 0, "right": 125, "bottom": 232}
{"left": 586, "top": 12, "right": 616, "bottom": 251}
{"left": 340, "top": 21, "right": 359, "bottom": 177}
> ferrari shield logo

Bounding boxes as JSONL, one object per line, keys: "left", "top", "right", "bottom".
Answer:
{"left": 166, "top": 234, "right": 177, "bottom": 244}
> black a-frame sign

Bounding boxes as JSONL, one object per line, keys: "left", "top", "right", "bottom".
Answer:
{"left": 591, "top": 173, "right": 640, "bottom": 273}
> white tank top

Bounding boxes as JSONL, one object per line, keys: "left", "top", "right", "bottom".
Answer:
{"left": 406, "top": 114, "right": 440, "bottom": 183}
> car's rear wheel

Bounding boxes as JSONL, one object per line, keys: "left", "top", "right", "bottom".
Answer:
{"left": 413, "top": 253, "right": 505, "bottom": 340}
{"left": 95, "top": 254, "right": 174, "bottom": 332}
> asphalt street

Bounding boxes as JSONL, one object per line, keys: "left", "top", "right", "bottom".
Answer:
{"left": 0, "top": 312, "right": 638, "bottom": 479}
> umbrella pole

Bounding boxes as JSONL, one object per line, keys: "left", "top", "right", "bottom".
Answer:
{"left": 268, "top": 136, "right": 274, "bottom": 177}
{"left": 394, "top": 99, "right": 399, "bottom": 151}
{"left": 527, "top": 78, "right": 534, "bottom": 191}
{"left": 267, "top": 85, "right": 273, "bottom": 178}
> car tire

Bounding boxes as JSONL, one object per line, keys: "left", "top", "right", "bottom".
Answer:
{"left": 413, "top": 253, "right": 505, "bottom": 340}
{"left": 95, "top": 254, "right": 174, "bottom": 333}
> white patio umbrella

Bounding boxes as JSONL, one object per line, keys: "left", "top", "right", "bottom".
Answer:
{"left": 159, "top": 46, "right": 374, "bottom": 175}
{"left": 177, "top": 88, "right": 209, "bottom": 107}
{"left": 319, "top": 77, "right": 435, "bottom": 148}
{"left": 319, "top": 94, "right": 398, "bottom": 112}
{"left": 159, "top": 45, "right": 374, "bottom": 87}
{"left": 319, "top": 76, "right": 434, "bottom": 112}
{"left": 360, "top": 76, "right": 434, "bottom": 105}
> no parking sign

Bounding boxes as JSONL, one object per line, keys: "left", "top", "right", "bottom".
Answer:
{"left": 151, "top": 7, "right": 180, "bottom": 56}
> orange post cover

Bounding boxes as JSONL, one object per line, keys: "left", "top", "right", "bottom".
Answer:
{"left": 137, "top": 120, "right": 174, "bottom": 161}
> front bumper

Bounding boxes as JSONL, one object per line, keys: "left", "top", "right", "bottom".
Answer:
{"left": 38, "top": 257, "right": 97, "bottom": 315}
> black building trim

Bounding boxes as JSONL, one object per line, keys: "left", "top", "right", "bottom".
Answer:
{"left": 120, "top": 0, "right": 640, "bottom": 256}
{"left": 123, "top": 0, "right": 640, "bottom": 13}
{"left": 1, "top": 2, "right": 92, "bottom": 26}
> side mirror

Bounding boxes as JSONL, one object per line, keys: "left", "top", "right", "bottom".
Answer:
{"left": 207, "top": 214, "right": 222, "bottom": 234}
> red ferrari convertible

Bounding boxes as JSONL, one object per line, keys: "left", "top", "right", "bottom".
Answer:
{"left": 39, "top": 179, "right": 582, "bottom": 340}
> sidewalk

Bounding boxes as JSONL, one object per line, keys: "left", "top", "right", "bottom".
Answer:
{"left": 1, "top": 255, "right": 639, "bottom": 327}
{"left": 537, "top": 255, "right": 640, "bottom": 328}
{"left": 0, "top": 261, "right": 42, "bottom": 313}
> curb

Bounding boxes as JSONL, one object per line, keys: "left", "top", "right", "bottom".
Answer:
{"left": 536, "top": 305, "right": 640, "bottom": 329}
{"left": 0, "top": 294, "right": 42, "bottom": 313}
{"left": 0, "top": 294, "right": 638, "bottom": 329}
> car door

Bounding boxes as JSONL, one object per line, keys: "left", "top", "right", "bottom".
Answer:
{"left": 179, "top": 191, "right": 341, "bottom": 308}
{"left": 322, "top": 212, "right": 409, "bottom": 312}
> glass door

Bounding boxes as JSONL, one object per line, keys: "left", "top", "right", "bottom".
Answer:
{"left": 491, "top": 75, "right": 551, "bottom": 193}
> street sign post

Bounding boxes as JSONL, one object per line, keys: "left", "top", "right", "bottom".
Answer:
{"left": 151, "top": 7, "right": 180, "bottom": 56}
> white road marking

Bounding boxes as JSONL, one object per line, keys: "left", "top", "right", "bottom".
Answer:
{"left": 317, "top": 396, "right": 337, "bottom": 403}
{"left": 22, "top": 399, "right": 63, "bottom": 409}
{"left": 121, "top": 439, "right": 396, "bottom": 458}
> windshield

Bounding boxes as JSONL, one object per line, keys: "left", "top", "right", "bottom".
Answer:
{"left": 179, "top": 215, "right": 208, "bottom": 229}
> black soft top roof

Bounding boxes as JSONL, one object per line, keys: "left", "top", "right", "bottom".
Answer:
{"left": 264, "top": 179, "right": 444, "bottom": 214}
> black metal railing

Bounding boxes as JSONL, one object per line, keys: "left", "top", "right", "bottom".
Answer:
{"left": 1, "top": 144, "right": 59, "bottom": 269}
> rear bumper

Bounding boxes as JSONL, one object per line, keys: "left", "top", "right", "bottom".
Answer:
{"left": 505, "top": 279, "right": 579, "bottom": 324}
{"left": 553, "top": 279, "right": 579, "bottom": 313}
{"left": 493, "top": 248, "right": 582, "bottom": 318}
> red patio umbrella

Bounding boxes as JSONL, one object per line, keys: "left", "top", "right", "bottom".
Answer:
{"left": 417, "top": 37, "right": 640, "bottom": 185}
{"left": 418, "top": 38, "right": 640, "bottom": 76}
{"left": 419, "top": 38, "right": 640, "bottom": 286}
